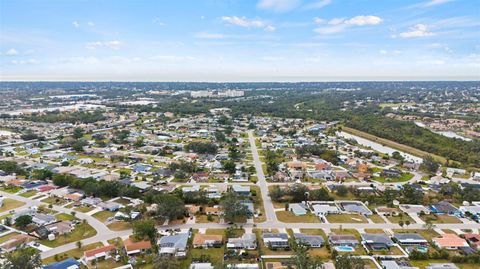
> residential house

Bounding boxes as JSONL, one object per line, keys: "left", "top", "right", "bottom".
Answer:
{"left": 32, "top": 213, "right": 57, "bottom": 226}
{"left": 288, "top": 203, "right": 308, "bottom": 216}
{"left": 0, "top": 234, "right": 36, "bottom": 252}
{"left": 381, "top": 261, "right": 419, "bottom": 269}
{"left": 426, "top": 264, "right": 459, "bottom": 269}
{"left": 193, "top": 234, "right": 223, "bottom": 248}
{"left": 328, "top": 235, "right": 359, "bottom": 247}
{"left": 361, "top": 233, "right": 395, "bottom": 250}
{"left": 83, "top": 244, "right": 116, "bottom": 263}
{"left": 123, "top": 238, "right": 152, "bottom": 255}
{"left": 433, "top": 234, "right": 469, "bottom": 250}
{"left": 98, "top": 201, "right": 122, "bottom": 212}
{"left": 158, "top": 233, "right": 189, "bottom": 257}
{"left": 44, "top": 258, "right": 81, "bottom": 269}
{"left": 464, "top": 234, "right": 480, "bottom": 250}
{"left": 294, "top": 233, "right": 324, "bottom": 248}
{"left": 429, "top": 201, "right": 460, "bottom": 215}
{"left": 227, "top": 233, "right": 256, "bottom": 250}
{"left": 393, "top": 233, "right": 428, "bottom": 246}
{"left": 310, "top": 203, "right": 340, "bottom": 216}
{"left": 262, "top": 232, "right": 290, "bottom": 250}
{"left": 190, "top": 263, "right": 214, "bottom": 269}
{"left": 341, "top": 202, "right": 372, "bottom": 216}
{"left": 232, "top": 185, "right": 250, "bottom": 196}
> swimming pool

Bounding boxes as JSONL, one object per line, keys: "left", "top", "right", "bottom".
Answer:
{"left": 416, "top": 246, "right": 428, "bottom": 253}
{"left": 335, "top": 246, "right": 355, "bottom": 252}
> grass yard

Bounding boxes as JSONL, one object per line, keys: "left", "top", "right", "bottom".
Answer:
{"left": 372, "top": 172, "right": 414, "bottom": 183}
{"left": 410, "top": 260, "right": 479, "bottom": 269}
{"left": 114, "top": 198, "right": 131, "bottom": 205}
{"left": 326, "top": 214, "right": 368, "bottom": 223}
{"left": 0, "top": 198, "right": 26, "bottom": 213}
{"left": 276, "top": 211, "right": 320, "bottom": 223}
{"left": 420, "top": 214, "right": 462, "bottom": 224}
{"left": 107, "top": 221, "right": 132, "bottom": 231}
{"left": 41, "top": 242, "right": 104, "bottom": 264}
{"left": 0, "top": 186, "right": 22, "bottom": 193}
{"left": 195, "top": 214, "right": 220, "bottom": 224}
{"left": 386, "top": 214, "right": 415, "bottom": 224}
{"left": 365, "top": 229, "right": 386, "bottom": 233}
{"left": 0, "top": 232, "right": 20, "bottom": 244}
{"left": 39, "top": 222, "right": 97, "bottom": 247}
{"left": 41, "top": 196, "right": 68, "bottom": 206}
{"left": 74, "top": 206, "right": 94, "bottom": 213}
{"left": 369, "top": 214, "right": 386, "bottom": 223}
{"left": 92, "top": 210, "right": 115, "bottom": 222}
{"left": 19, "top": 190, "right": 37, "bottom": 197}
{"left": 55, "top": 213, "right": 78, "bottom": 221}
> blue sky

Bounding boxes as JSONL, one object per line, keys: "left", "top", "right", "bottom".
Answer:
{"left": 0, "top": 0, "right": 479, "bottom": 81}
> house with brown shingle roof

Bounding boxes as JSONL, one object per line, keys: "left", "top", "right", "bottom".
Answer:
{"left": 192, "top": 234, "right": 223, "bottom": 248}
{"left": 83, "top": 244, "right": 116, "bottom": 263}
{"left": 123, "top": 238, "right": 152, "bottom": 255}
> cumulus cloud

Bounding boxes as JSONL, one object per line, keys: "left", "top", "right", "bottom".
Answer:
{"left": 72, "top": 21, "right": 80, "bottom": 28}
{"left": 5, "top": 48, "right": 19, "bottom": 56}
{"left": 257, "top": 0, "right": 301, "bottom": 12}
{"left": 221, "top": 16, "right": 275, "bottom": 32}
{"left": 87, "top": 21, "right": 95, "bottom": 27}
{"left": 399, "top": 24, "right": 435, "bottom": 38}
{"left": 314, "top": 15, "right": 382, "bottom": 34}
{"left": 85, "top": 40, "right": 123, "bottom": 50}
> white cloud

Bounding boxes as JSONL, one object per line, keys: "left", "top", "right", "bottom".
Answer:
{"left": 194, "top": 32, "right": 225, "bottom": 39}
{"left": 264, "top": 25, "right": 276, "bottom": 32}
{"left": 261, "top": 56, "right": 284, "bottom": 61}
{"left": 257, "top": 0, "right": 300, "bottom": 12}
{"left": 72, "top": 21, "right": 80, "bottom": 28}
{"left": 59, "top": 56, "right": 100, "bottom": 64}
{"left": 379, "top": 49, "right": 402, "bottom": 55}
{"left": 85, "top": 40, "right": 123, "bottom": 50}
{"left": 150, "top": 55, "right": 195, "bottom": 61}
{"left": 314, "top": 15, "right": 382, "bottom": 34}
{"left": 5, "top": 48, "right": 19, "bottom": 56}
{"left": 399, "top": 24, "right": 435, "bottom": 38}
{"left": 304, "top": 0, "right": 332, "bottom": 10}
{"left": 313, "top": 17, "right": 325, "bottom": 24}
{"left": 222, "top": 16, "right": 266, "bottom": 28}
{"left": 152, "top": 18, "right": 166, "bottom": 26}
{"left": 221, "top": 16, "right": 274, "bottom": 32}
{"left": 343, "top": 16, "right": 382, "bottom": 26}
{"left": 11, "top": 59, "right": 39, "bottom": 65}
{"left": 87, "top": 21, "right": 95, "bottom": 27}
{"left": 421, "top": 0, "right": 454, "bottom": 7}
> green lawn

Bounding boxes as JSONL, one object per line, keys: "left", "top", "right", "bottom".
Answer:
{"left": 276, "top": 211, "right": 320, "bottom": 223}
{"left": 0, "top": 198, "right": 26, "bottom": 213}
{"left": 0, "top": 186, "right": 22, "bottom": 193}
{"left": 41, "top": 196, "right": 68, "bottom": 206}
{"left": 386, "top": 214, "right": 415, "bottom": 224}
{"left": 74, "top": 206, "right": 94, "bottom": 213}
{"left": 420, "top": 214, "right": 462, "bottom": 224}
{"left": 369, "top": 214, "right": 386, "bottom": 223}
{"left": 372, "top": 172, "right": 414, "bottom": 183}
{"left": 410, "top": 260, "right": 479, "bottom": 269}
{"left": 195, "top": 214, "right": 220, "bottom": 224}
{"left": 19, "top": 190, "right": 38, "bottom": 198}
{"left": 326, "top": 214, "right": 368, "bottom": 223}
{"left": 39, "top": 222, "right": 97, "bottom": 247}
{"left": 0, "top": 232, "right": 20, "bottom": 244}
{"left": 55, "top": 213, "right": 78, "bottom": 221}
{"left": 107, "top": 221, "right": 132, "bottom": 231}
{"left": 92, "top": 210, "right": 115, "bottom": 222}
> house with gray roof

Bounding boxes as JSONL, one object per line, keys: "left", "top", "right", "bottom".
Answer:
{"left": 381, "top": 261, "right": 419, "bottom": 269}
{"left": 288, "top": 203, "right": 308, "bottom": 216}
{"left": 361, "top": 233, "right": 394, "bottom": 250}
{"left": 158, "top": 233, "right": 189, "bottom": 257}
{"left": 227, "top": 233, "right": 256, "bottom": 250}
{"left": 262, "top": 232, "right": 289, "bottom": 250}
{"left": 328, "top": 235, "right": 359, "bottom": 247}
{"left": 294, "top": 233, "right": 324, "bottom": 248}
{"left": 232, "top": 185, "right": 251, "bottom": 196}
{"left": 394, "top": 233, "right": 428, "bottom": 246}
{"left": 341, "top": 202, "right": 372, "bottom": 216}
{"left": 426, "top": 264, "right": 459, "bottom": 269}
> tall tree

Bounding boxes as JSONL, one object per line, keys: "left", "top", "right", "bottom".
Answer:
{"left": 3, "top": 247, "right": 41, "bottom": 269}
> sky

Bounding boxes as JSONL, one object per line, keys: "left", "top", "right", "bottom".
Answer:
{"left": 0, "top": 0, "right": 479, "bottom": 81}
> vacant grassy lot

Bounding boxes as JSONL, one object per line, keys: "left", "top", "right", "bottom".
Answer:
{"left": 92, "top": 210, "right": 115, "bottom": 222}
{"left": 195, "top": 214, "right": 220, "bottom": 224}
{"left": 39, "top": 222, "right": 97, "bottom": 247}
{"left": 107, "top": 221, "right": 131, "bottom": 231}
{"left": 0, "top": 232, "right": 20, "bottom": 244}
{"left": 276, "top": 211, "right": 320, "bottom": 223}
{"left": 420, "top": 214, "right": 462, "bottom": 224}
{"left": 0, "top": 186, "right": 22, "bottom": 193}
{"left": 74, "top": 206, "right": 94, "bottom": 213}
{"left": 369, "top": 214, "right": 386, "bottom": 223}
{"left": 326, "top": 214, "right": 368, "bottom": 223}
{"left": 0, "top": 198, "right": 25, "bottom": 213}
{"left": 386, "top": 214, "right": 415, "bottom": 224}
{"left": 41, "top": 196, "right": 68, "bottom": 206}
{"left": 55, "top": 213, "right": 78, "bottom": 221}
{"left": 19, "top": 190, "right": 38, "bottom": 197}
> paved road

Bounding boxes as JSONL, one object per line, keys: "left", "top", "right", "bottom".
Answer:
{"left": 248, "top": 130, "right": 277, "bottom": 223}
